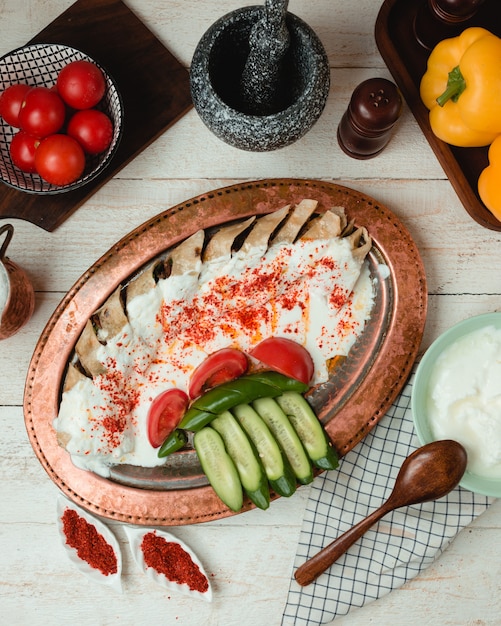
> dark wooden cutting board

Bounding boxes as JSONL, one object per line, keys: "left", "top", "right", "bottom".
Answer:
{"left": 0, "top": 0, "right": 193, "bottom": 231}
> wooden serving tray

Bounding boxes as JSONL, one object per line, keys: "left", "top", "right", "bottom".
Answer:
{"left": 0, "top": 0, "right": 192, "bottom": 231}
{"left": 375, "top": 0, "right": 501, "bottom": 231}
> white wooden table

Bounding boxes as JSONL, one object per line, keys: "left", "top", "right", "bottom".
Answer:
{"left": 1, "top": 1, "right": 500, "bottom": 624}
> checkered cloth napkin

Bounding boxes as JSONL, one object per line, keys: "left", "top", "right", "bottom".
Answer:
{"left": 282, "top": 366, "right": 493, "bottom": 626}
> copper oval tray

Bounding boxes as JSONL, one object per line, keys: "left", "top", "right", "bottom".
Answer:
{"left": 24, "top": 179, "right": 427, "bottom": 525}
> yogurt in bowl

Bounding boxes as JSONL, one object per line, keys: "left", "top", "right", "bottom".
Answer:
{"left": 0, "top": 263, "right": 9, "bottom": 321}
{"left": 412, "top": 312, "right": 501, "bottom": 497}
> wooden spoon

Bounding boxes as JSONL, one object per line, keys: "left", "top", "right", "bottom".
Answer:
{"left": 294, "top": 439, "right": 467, "bottom": 587}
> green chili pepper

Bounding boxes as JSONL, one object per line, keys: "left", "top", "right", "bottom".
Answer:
{"left": 179, "top": 377, "right": 279, "bottom": 424}
{"left": 175, "top": 407, "right": 214, "bottom": 433}
{"left": 243, "top": 371, "right": 309, "bottom": 394}
{"left": 157, "top": 428, "right": 188, "bottom": 458}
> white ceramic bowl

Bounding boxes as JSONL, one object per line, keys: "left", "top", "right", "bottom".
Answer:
{"left": 412, "top": 312, "right": 501, "bottom": 497}
{"left": 0, "top": 43, "right": 123, "bottom": 194}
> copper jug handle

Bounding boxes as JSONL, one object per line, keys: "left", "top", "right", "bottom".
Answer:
{"left": 0, "top": 223, "right": 14, "bottom": 261}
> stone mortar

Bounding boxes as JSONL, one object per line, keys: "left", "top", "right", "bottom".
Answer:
{"left": 190, "top": 6, "right": 330, "bottom": 151}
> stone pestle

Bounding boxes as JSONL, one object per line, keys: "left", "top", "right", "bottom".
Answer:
{"left": 240, "top": 0, "right": 290, "bottom": 115}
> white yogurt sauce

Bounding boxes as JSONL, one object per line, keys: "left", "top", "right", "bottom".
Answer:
{"left": 427, "top": 325, "right": 501, "bottom": 478}
{"left": 55, "top": 235, "right": 381, "bottom": 477}
{"left": 0, "top": 264, "right": 10, "bottom": 321}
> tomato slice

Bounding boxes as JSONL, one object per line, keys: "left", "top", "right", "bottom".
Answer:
{"left": 147, "top": 388, "right": 189, "bottom": 448}
{"left": 250, "top": 337, "right": 314, "bottom": 385}
{"left": 188, "top": 348, "right": 249, "bottom": 399}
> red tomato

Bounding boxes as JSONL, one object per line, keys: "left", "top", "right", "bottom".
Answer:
{"left": 250, "top": 337, "right": 314, "bottom": 385}
{"left": 67, "top": 109, "right": 113, "bottom": 154}
{"left": 188, "top": 348, "right": 249, "bottom": 399}
{"left": 147, "top": 388, "right": 189, "bottom": 448}
{"left": 18, "top": 87, "right": 66, "bottom": 138}
{"left": 34, "top": 134, "right": 85, "bottom": 185}
{"left": 56, "top": 60, "right": 106, "bottom": 109}
{"left": 0, "top": 83, "right": 31, "bottom": 127}
{"left": 9, "top": 130, "right": 40, "bottom": 173}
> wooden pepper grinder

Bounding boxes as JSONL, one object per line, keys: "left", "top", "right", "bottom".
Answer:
{"left": 414, "top": 0, "right": 487, "bottom": 50}
{"left": 337, "top": 78, "right": 402, "bottom": 160}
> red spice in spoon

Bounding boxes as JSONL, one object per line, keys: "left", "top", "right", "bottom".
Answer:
{"left": 61, "top": 508, "right": 118, "bottom": 576}
{"left": 141, "top": 531, "right": 209, "bottom": 593}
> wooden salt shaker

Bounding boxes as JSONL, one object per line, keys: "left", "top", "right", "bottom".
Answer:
{"left": 337, "top": 78, "right": 402, "bottom": 160}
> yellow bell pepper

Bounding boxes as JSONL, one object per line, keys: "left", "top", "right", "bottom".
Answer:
{"left": 420, "top": 27, "right": 501, "bottom": 147}
{"left": 478, "top": 135, "right": 501, "bottom": 221}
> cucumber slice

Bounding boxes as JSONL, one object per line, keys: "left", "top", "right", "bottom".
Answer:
{"left": 252, "top": 397, "right": 313, "bottom": 485}
{"left": 232, "top": 403, "right": 297, "bottom": 498}
{"left": 211, "top": 411, "right": 270, "bottom": 510}
{"left": 276, "top": 392, "right": 339, "bottom": 470}
{"left": 194, "top": 427, "right": 243, "bottom": 512}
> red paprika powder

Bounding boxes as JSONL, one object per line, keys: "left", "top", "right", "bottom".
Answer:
{"left": 61, "top": 508, "right": 118, "bottom": 576}
{"left": 141, "top": 531, "right": 209, "bottom": 593}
